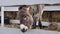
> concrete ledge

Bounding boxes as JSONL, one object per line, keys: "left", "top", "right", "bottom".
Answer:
{"left": 41, "top": 22, "right": 50, "bottom": 26}
{"left": 10, "top": 20, "right": 20, "bottom": 24}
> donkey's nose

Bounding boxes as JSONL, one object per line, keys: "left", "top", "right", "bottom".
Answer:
{"left": 21, "top": 28, "right": 27, "bottom": 33}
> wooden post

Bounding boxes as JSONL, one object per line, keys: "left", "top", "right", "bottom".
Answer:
{"left": 1, "top": 6, "right": 4, "bottom": 27}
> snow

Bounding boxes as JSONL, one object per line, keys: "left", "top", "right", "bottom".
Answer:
{"left": 0, "top": 27, "right": 60, "bottom": 34}
{"left": 0, "top": 0, "right": 60, "bottom": 6}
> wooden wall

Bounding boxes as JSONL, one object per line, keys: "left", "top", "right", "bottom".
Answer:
{"left": 42, "top": 11, "right": 60, "bottom": 22}
{"left": 4, "top": 11, "right": 18, "bottom": 19}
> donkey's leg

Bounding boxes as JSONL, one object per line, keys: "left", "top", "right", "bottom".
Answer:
{"left": 38, "top": 4, "right": 44, "bottom": 29}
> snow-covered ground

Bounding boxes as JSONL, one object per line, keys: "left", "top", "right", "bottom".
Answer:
{"left": 0, "top": 27, "right": 60, "bottom": 34}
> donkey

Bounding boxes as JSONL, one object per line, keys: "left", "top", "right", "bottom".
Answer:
{"left": 17, "top": 5, "right": 33, "bottom": 32}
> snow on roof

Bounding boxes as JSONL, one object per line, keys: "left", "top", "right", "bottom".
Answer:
{"left": 0, "top": 0, "right": 60, "bottom": 6}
